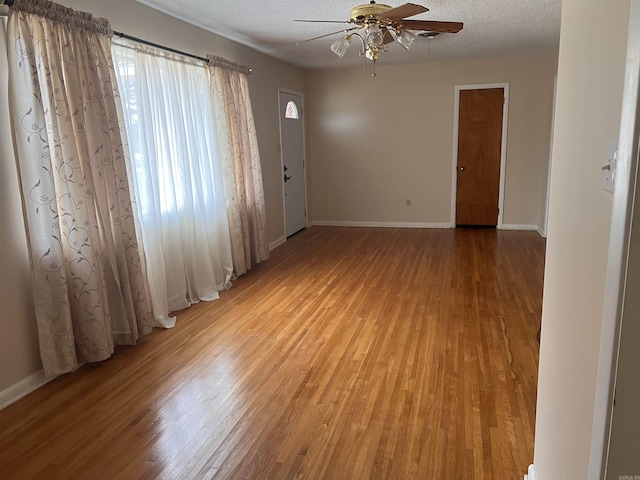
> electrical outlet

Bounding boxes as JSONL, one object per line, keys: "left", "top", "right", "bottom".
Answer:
{"left": 405, "top": 199, "right": 412, "bottom": 207}
{"left": 603, "top": 138, "right": 618, "bottom": 193}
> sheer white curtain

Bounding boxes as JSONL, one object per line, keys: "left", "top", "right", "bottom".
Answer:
{"left": 6, "top": 0, "right": 154, "bottom": 376}
{"left": 111, "top": 38, "right": 233, "bottom": 327}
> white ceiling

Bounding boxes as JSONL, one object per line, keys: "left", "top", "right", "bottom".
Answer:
{"left": 135, "top": 0, "right": 562, "bottom": 69}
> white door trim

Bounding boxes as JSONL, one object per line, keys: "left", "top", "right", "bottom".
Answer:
{"left": 277, "top": 87, "right": 309, "bottom": 240}
{"left": 542, "top": 75, "right": 558, "bottom": 238}
{"left": 589, "top": 2, "right": 640, "bottom": 477}
{"left": 451, "top": 83, "right": 510, "bottom": 228}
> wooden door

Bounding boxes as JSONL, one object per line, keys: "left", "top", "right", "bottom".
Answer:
{"left": 455, "top": 88, "right": 504, "bottom": 226}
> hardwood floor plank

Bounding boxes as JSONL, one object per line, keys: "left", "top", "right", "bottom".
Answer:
{"left": 0, "top": 227, "right": 544, "bottom": 479}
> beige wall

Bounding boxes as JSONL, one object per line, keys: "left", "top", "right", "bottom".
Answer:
{"left": 0, "top": 0, "right": 306, "bottom": 394}
{"left": 306, "top": 53, "right": 557, "bottom": 227}
{"left": 533, "top": 0, "right": 630, "bottom": 478}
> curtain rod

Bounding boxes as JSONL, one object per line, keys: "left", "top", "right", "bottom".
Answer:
{"left": 114, "top": 31, "right": 252, "bottom": 74}
{"left": 113, "top": 31, "right": 210, "bottom": 64}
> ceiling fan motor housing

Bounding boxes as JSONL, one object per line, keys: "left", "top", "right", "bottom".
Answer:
{"left": 350, "top": 2, "right": 392, "bottom": 23}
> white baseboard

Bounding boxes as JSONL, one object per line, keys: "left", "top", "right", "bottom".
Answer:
{"left": 311, "top": 220, "right": 452, "bottom": 229}
{"left": 268, "top": 236, "right": 287, "bottom": 251}
{"left": 500, "top": 224, "right": 546, "bottom": 238}
{"left": 500, "top": 224, "right": 539, "bottom": 231}
{"left": 524, "top": 464, "right": 537, "bottom": 480}
{"left": 0, "top": 370, "right": 55, "bottom": 411}
{"left": 307, "top": 221, "right": 546, "bottom": 236}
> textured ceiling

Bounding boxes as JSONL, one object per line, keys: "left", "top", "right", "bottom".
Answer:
{"left": 135, "top": 0, "right": 562, "bottom": 69}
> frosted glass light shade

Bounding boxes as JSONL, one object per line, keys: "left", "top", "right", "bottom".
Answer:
{"left": 330, "top": 36, "right": 352, "bottom": 58}
{"left": 394, "top": 29, "right": 416, "bottom": 50}
{"left": 366, "top": 25, "right": 384, "bottom": 49}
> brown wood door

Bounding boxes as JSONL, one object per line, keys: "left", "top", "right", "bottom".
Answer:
{"left": 455, "top": 88, "right": 504, "bottom": 226}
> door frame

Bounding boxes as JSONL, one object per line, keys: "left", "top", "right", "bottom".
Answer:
{"left": 588, "top": 1, "right": 640, "bottom": 476}
{"left": 541, "top": 75, "right": 558, "bottom": 238}
{"left": 277, "top": 87, "right": 309, "bottom": 240}
{"left": 450, "top": 83, "right": 510, "bottom": 228}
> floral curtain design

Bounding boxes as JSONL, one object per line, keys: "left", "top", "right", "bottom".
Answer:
{"left": 6, "top": 0, "right": 154, "bottom": 376}
{"left": 208, "top": 57, "right": 269, "bottom": 276}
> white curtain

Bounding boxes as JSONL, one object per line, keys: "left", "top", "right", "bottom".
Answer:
{"left": 112, "top": 39, "right": 233, "bottom": 327}
{"left": 6, "top": 0, "right": 154, "bottom": 376}
{"left": 208, "top": 58, "right": 269, "bottom": 276}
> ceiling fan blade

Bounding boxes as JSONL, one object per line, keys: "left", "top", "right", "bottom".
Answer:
{"left": 401, "top": 20, "right": 464, "bottom": 33}
{"left": 383, "top": 3, "right": 428, "bottom": 22}
{"left": 296, "top": 26, "right": 359, "bottom": 44}
{"left": 382, "top": 28, "right": 394, "bottom": 44}
{"left": 295, "top": 20, "right": 352, "bottom": 24}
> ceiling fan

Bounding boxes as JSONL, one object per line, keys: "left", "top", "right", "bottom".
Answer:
{"left": 296, "top": 1, "right": 463, "bottom": 72}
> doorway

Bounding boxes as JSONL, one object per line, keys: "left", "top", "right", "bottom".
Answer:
{"left": 278, "top": 88, "right": 307, "bottom": 238}
{"left": 451, "top": 84, "right": 509, "bottom": 227}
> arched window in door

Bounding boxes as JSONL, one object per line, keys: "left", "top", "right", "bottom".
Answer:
{"left": 285, "top": 100, "right": 299, "bottom": 119}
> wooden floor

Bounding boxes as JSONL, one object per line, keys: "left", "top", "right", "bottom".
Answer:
{"left": 0, "top": 227, "right": 545, "bottom": 480}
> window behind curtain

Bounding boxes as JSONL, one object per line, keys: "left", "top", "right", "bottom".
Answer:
{"left": 112, "top": 44, "right": 223, "bottom": 218}
{"left": 111, "top": 39, "right": 233, "bottom": 326}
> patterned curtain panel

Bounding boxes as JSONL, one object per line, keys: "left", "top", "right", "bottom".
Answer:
{"left": 6, "top": 0, "right": 154, "bottom": 376}
{"left": 208, "top": 58, "right": 269, "bottom": 276}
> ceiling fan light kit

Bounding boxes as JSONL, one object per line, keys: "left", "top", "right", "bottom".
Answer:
{"left": 391, "top": 28, "right": 416, "bottom": 50}
{"left": 330, "top": 36, "right": 352, "bottom": 58}
{"left": 296, "top": 1, "right": 463, "bottom": 76}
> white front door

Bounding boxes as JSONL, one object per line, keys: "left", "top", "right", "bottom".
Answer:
{"left": 279, "top": 90, "right": 306, "bottom": 237}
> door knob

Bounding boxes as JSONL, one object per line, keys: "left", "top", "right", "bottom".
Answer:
{"left": 459, "top": 166, "right": 465, "bottom": 171}
{"left": 284, "top": 174, "right": 292, "bottom": 182}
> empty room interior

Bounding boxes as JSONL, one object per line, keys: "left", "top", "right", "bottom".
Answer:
{"left": 1, "top": 0, "right": 639, "bottom": 479}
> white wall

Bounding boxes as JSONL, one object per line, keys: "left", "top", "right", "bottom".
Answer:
{"left": 305, "top": 53, "right": 557, "bottom": 228}
{"left": 533, "top": 0, "right": 631, "bottom": 478}
{"left": 0, "top": 0, "right": 306, "bottom": 395}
